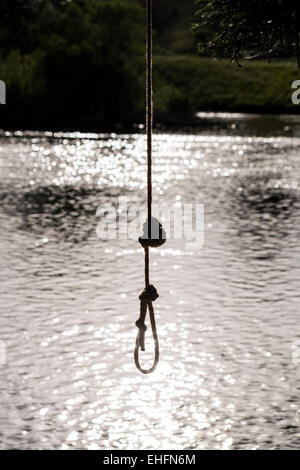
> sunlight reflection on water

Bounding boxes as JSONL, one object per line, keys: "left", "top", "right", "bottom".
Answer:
{"left": 0, "top": 121, "right": 300, "bottom": 449}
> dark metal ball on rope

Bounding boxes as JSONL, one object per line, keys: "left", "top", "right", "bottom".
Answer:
{"left": 138, "top": 217, "right": 166, "bottom": 248}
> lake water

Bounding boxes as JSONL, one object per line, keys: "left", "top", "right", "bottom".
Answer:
{"left": 1, "top": 113, "right": 300, "bottom": 450}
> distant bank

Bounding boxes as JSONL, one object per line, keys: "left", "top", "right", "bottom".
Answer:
{"left": 154, "top": 56, "right": 300, "bottom": 119}
{"left": 0, "top": 57, "right": 299, "bottom": 132}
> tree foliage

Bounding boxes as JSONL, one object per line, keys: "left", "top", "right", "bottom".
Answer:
{"left": 195, "top": 0, "right": 300, "bottom": 65}
{"left": 0, "top": 0, "right": 145, "bottom": 127}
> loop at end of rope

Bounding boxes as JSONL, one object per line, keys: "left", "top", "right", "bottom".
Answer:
{"left": 139, "top": 217, "right": 166, "bottom": 249}
{"left": 134, "top": 285, "right": 160, "bottom": 374}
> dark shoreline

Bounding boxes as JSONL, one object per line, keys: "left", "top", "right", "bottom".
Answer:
{"left": 1, "top": 108, "right": 300, "bottom": 135}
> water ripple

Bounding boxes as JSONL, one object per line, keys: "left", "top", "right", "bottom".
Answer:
{"left": 0, "top": 127, "right": 300, "bottom": 449}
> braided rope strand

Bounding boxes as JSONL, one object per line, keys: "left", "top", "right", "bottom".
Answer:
{"left": 134, "top": 0, "right": 160, "bottom": 375}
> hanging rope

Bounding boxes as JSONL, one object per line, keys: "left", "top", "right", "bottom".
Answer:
{"left": 134, "top": 0, "right": 166, "bottom": 375}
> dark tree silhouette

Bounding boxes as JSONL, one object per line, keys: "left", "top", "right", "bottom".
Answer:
{"left": 195, "top": 0, "right": 300, "bottom": 65}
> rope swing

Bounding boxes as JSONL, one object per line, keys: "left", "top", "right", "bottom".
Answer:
{"left": 134, "top": 0, "right": 166, "bottom": 374}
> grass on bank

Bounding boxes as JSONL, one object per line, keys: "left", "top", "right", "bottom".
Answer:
{"left": 154, "top": 56, "right": 300, "bottom": 118}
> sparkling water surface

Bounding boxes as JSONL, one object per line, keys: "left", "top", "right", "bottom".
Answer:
{"left": 0, "top": 115, "right": 300, "bottom": 449}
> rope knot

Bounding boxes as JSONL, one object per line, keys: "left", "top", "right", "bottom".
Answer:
{"left": 135, "top": 318, "right": 147, "bottom": 331}
{"left": 139, "top": 284, "right": 159, "bottom": 303}
{"left": 139, "top": 217, "right": 166, "bottom": 248}
{"left": 135, "top": 284, "right": 158, "bottom": 354}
